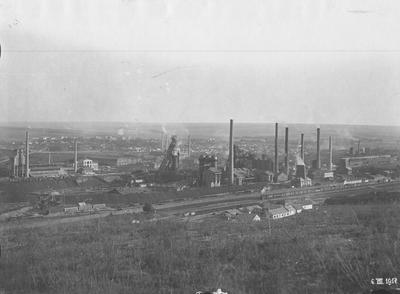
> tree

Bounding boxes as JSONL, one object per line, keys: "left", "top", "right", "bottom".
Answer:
{"left": 143, "top": 202, "right": 154, "bottom": 213}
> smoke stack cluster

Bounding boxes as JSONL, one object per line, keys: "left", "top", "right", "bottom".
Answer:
{"left": 316, "top": 128, "right": 321, "bottom": 169}
{"left": 228, "top": 119, "right": 234, "bottom": 185}
{"left": 284, "top": 127, "right": 289, "bottom": 175}
{"left": 300, "top": 133, "right": 304, "bottom": 160}
{"left": 74, "top": 138, "right": 78, "bottom": 173}
{"left": 25, "top": 131, "right": 29, "bottom": 178}
{"left": 274, "top": 122, "right": 279, "bottom": 180}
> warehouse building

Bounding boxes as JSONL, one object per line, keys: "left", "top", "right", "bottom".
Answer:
{"left": 29, "top": 166, "right": 68, "bottom": 178}
{"left": 337, "top": 155, "right": 393, "bottom": 174}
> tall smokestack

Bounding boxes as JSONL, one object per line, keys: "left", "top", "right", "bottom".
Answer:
{"left": 161, "top": 133, "right": 164, "bottom": 151}
{"left": 165, "top": 135, "right": 169, "bottom": 150}
{"left": 228, "top": 119, "right": 234, "bottom": 185}
{"left": 316, "top": 128, "right": 321, "bottom": 169}
{"left": 284, "top": 127, "right": 289, "bottom": 175}
{"left": 74, "top": 138, "right": 78, "bottom": 173}
{"left": 329, "top": 136, "right": 333, "bottom": 171}
{"left": 300, "top": 133, "right": 304, "bottom": 160}
{"left": 25, "top": 131, "right": 29, "bottom": 178}
{"left": 274, "top": 122, "right": 278, "bottom": 177}
{"left": 187, "top": 135, "right": 191, "bottom": 157}
{"left": 357, "top": 140, "right": 360, "bottom": 154}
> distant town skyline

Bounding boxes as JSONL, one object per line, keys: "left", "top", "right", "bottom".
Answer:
{"left": 1, "top": 0, "right": 400, "bottom": 126}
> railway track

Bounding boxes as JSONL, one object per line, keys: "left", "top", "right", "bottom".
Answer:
{"left": 1, "top": 181, "right": 399, "bottom": 231}
{"left": 155, "top": 181, "right": 400, "bottom": 216}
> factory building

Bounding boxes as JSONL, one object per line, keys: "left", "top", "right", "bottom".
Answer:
{"left": 9, "top": 149, "right": 26, "bottom": 178}
{"left": 233, "top": 146, "right": 274, "bottom": 172}
{"left": 29, "top": 166, "right": 68, "bottom": 178}
{"left": 79, "top": 158, "right": 99, "bottom": 171}
{"left": 76, "top": 158, "right": 99, "bottom": 175}
{"left": 202, "top": 167, "right": 222, "bottom": 187}
{"left": 8, "top": 131, "right": 75, "bottom": 179}
{"left": 276, "top": 171, "right": 289, "bottom": 183}
{"left": 199, "top": 155, "right": 221, "bottom": 187}
{"left": 255, "top": 170, "right": 274, "bottom": 183}
{"left": 349, "top": 141, "right": 368, "bottom": 156}
{"left": 234, "top": 168, "right": 256, "bottom": 185}
{"left": 116, "top": 157, "right": 140, "bottom": 166}
{"left": 293, "top": 176, "right": 312, "bottom": 188}
{"left": 337, "top": 155, "right": 393, "bottom": 174}
{"left": 253, "top": 155, "right": 274, "bottom": 171}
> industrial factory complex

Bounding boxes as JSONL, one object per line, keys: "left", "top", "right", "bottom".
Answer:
{"left": 4, "top": 120, "right": 400, "bottom": 187}
{"left": 195, "top": 120, "right": 399, "bottom": 190}
{"left": 1, "top": 120, "right": 399, "bottom": 220}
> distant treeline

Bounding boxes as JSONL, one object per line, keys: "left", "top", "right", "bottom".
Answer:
{"left": 325, "top": 191, "right": 400, "bottom": 205}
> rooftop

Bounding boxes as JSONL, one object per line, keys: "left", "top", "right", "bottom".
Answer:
{"left": 341, "top": 155, "right": 391, "bottom": 160}
{"left": 269, "top": 206, "right": 288, "bottom": 215}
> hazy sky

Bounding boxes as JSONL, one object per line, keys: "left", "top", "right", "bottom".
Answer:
{"left": 1, "top": 0, "right": 400, "bottom": 125}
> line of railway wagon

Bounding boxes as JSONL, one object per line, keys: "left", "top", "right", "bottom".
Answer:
{"left": 260, "top": 179, "right": 392, "bottom": 200}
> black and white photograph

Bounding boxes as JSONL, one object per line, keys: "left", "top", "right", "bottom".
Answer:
{"left": 1, "top": 1, "right": 400, "bottom": 293}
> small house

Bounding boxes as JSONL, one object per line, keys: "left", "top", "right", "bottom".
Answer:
{"left": 245, "top": 205, "right": 263, "bottom": 214}
{"left": 93, "top": 203, "right": 106, "bottom": 210}
{"left": 269, "top": 206, "right": 291, "bottom": 220}
{"left": 78, "top": 202, "right": 93, "bottom": 212}
{"left": 285, "top": 204, "right": 296, "bottom": 216}
{"left": 64, "top": 206, "right": 79, "bottom": 214}
{"left": 224, "top": 209, "right": 241, "bottom": 220}
{"left": 291, "top": 203, "right": 303, "bottom": 214}
{"left": 236, "top": 213, "right": 261, "bottom": 223}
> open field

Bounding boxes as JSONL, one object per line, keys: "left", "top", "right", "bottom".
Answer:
{"left": 1, "top": 202, "right": 400, "bottom": 294}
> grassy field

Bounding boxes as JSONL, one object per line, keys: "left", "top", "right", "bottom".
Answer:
{"left": 1, "top": 203, "right": 400, "bottom": 294}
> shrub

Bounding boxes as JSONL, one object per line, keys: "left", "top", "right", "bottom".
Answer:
{"left": 142, "top": 202, "right": 154, "bottom": 213}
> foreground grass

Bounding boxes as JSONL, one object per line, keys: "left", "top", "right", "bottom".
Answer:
{"left": 1, "top": 204, "right": 400, "bottom": 294}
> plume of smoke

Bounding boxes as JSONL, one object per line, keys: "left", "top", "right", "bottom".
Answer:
{"left": 161, "top": 124, "right": 167, "bottom": 134}
{"left": 340, "top": 128, "right": 357, "bottom": 141}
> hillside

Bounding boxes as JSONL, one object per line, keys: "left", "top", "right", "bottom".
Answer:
{"left": 1, "top": 203, "right": 399, "bottom": 293}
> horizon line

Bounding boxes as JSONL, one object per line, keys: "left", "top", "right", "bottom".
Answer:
{"left": 1, "top": 121, "right": 400, "bottom": 128}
